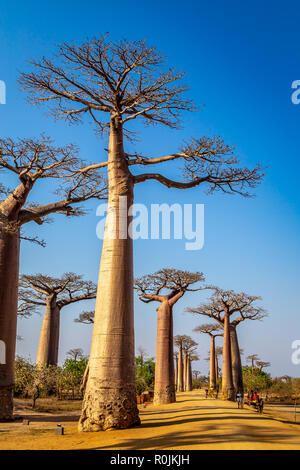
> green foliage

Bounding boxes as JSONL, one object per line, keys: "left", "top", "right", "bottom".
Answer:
{"left": 242, "top": 366, "right": 270, "bottom": 392}
{"left": 135, "top": 355, "right": 155, "bottom": 395}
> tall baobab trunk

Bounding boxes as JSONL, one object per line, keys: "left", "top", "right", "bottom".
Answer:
{"left": 222, "top": 308, "right": 234, "bottom": 400}
{"left": 79, "top": 117, "right": 140, "bottom": 431}
{"left": 154, "top": 301, "right": 175, "bottom": 404}
{"left": 177, "top": 344, "right": 184, "bottom": 392}
{"left": 174, "top": 356, "right": 178, "bottom": 391}
{"left": 187, "top": 356, "right": 192, "bottom": 391}
{"left": 215, "top": 354, "right": 219, "bottom": 383}
{"left": 0, "top": 232, "right": 20, "bottom": 420}
{"left": 36, "top": 296, "right": 60, "bottom": 366}
{"left": 209, "top": 336, "right": 217, "bottom": 390}
{"left": 230, "top": 326, "right": 243, "bottom": 395}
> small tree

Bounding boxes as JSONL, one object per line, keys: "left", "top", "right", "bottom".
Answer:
{"left": 67, "top": 349, "right": 86, "bottom": 361}
{"left": 256, "top": 361, "right": 271, "bottom": 371}
{"left": 187, "top": 288, "right": 266, "bottom": 399}
{"left": 135, "top": 269, "right": 204, "bottom": 404}
{"left": 20, "top": 35, "right": 264, "bottom": 431}
{"left": 19, "top": 273, "right": 96, "bottom": 366}
{"left": 63, "top": 357, "right": 88, "bottom": 399}
{"left": 194, "top": 324, "right": 222, "bottom": 390}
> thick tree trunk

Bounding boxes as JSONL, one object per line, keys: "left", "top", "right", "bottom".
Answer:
{"left": 154, "top": 301, "right": 175, "bottom": 404}
{"left": 0, "top": 232, "right": 20, "bottom": 420}
{"left": 222, "top": 309, "right": 234, "bottom": 400}
{"left": 36, "top": 296, "right": 60, "bottom": 367}
{"left": 79, "top": 117, "right": 139, "bottom": 431}
{"left": 209, "top": 336, "right": 217, "bottom": 390}
{"left": 230, "top": 326, "right": 243, "bottom": 395}
{"left": 174, "top": 356, "right": 178, "bottom": 391}
{"left": 177, "top": 344, "right": 184, "bottom": 392}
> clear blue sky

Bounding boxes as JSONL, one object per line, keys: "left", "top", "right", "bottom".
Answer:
{"left": 1, "top": 0, "right": 299, "bottom": 377}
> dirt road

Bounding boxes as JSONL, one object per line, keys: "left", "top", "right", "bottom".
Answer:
{"left": 0, "top": 390, "right": 299, "bottom": 450}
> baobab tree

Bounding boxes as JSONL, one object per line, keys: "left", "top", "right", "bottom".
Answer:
{"left": 74, "top": 311, "right": 95, "bottom": 324}
{"left": 187, "top": 288, "right": 266, "bottom": 399}
{"left": 174, "top": 335, "right": 197, "bottom": 392}
{"left": 135, "top": 269, "right": 204, "bottom": 404}
{"left": 194, "top": 324, "right": 222, "bottom": 390}
{"left": 193, "top": 370, "right": 201, "bottom": 381}
{"left": 247, "top": 354, "right": 260, "bottom": 369}
{"left": 215, "top": 346, "right": 223, "bottom": 382}
{"left": 67, "top": 348, "right": 86, "bottom": 361}
{"left": 174, "top": 352, "right": 178, "bottom": 391}
{"left": 20, "top": 36, "right": 264, "bottom": 430}
{"left": 256, "top": 361, "right": 271, "bottom": 371}
{"left": 19, "top": 273, "right": 96, "bottom": 366}
{"left": 0, "top": 136, "right": 106, "bottom": 420}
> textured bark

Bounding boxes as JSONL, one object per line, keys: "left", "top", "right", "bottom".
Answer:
{"left": 189, "top": 358, "right": 192, "bottom": 390}
{"left": 177, "top": 344, "right": 184, "bottom": 392}
{"left": 209, "top": 336, "right": 217, "bottom": 390}
{"left": 222, "top": 308, "right": 234, "bottom": 400}
{"left": 79, "top": 117, "right": 140, "bottom": 431}
{"left": 36, "top": 296, "right": 60, "bottom": 367}
{"left": 154, "top": 302, "right": 175, "bottom": 404}
{"left": 0, "top": 232, "right": 20, "bottom": 420}
{"left": 230, "top": 326, "right": 244, "bottom": 395}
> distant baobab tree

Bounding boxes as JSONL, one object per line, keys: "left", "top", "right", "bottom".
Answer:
{"left": 67, "top": 348, "right": 86, "bottom": 361}
{"left": 19, "top": 273, "right": 96, "bottom": 366}
{"left": 0, "top": 137, "right": 106, "bottom": 420}
{"left": 247, "top": 354, "right": 260, "bottom": 369}
{"left": 256, "top": 361, "right": 271, "bottom": 371}
{"left": 193, "top": 370, "right": 201, "bottom": 381}
{"left": 215, "top": 346, "right": 223, "bottom": 381}
{"left": 174, "top": 335, "right": 198, "bottom": 392}
{"left": 20, "top": 35, "right": 264, "bottom": 430}
{"left": 174, "top": 335, "right": 191, "bottom": 392}
{"left": 74, "top": 311, "right": 95, "bottom": 325}
{"left": 135, "top": 269, "right": 204, "bottom": 404}
{"left": 187, "top": 288, "right": 266, "bottom": 399}
{"left": 194, "top": 324, "right": 222, "bottom": 390}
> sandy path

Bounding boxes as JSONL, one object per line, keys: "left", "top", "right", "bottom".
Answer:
{"left": 0, "top": 390, "right": 299, "bottom": 450}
